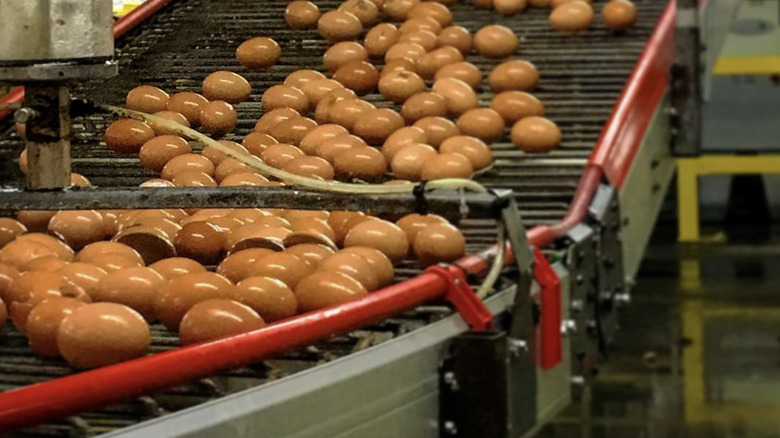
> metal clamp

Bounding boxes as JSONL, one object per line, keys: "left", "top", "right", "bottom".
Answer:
{"left": 425, "top": 266, "right": 493, "bottom": 331}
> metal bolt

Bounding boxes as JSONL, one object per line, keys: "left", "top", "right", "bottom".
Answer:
{"left": 614, "top": 293, "right": 631, "bottom": 305}
{"left": 14, "top": 107, "right": 39, "bottom": 124}
{"left": 571, "top": 375, "right": 585, "bottom": 385}
{"left": 443, "top": 421, "right": 458, "bottom": 435}
{"left": 571, "top": 299, "right": 584, "bottom": 312}
{"left": 508, "top": 338, "right": 528, "bottom": 357}
{"left": 443, "top": 371, "right": 459, "bottom": 392}
{"left": 561, "top": 319, "right": 577, "bottom": 336}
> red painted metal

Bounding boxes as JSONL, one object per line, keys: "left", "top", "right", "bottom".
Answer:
{"left": 0, "top": 1, "right": 677, "bottom": 432}
{"left": 534, "top": 249, "right": 562, "bottom": 370}
{"left": 0, "top": 0, "right": 176, "bottom": 122}
{"left": 0, "top": 274, "right": 447, "bottom": 431}
{"left": 427, "top": 265, "right": 493, "bottom": 331}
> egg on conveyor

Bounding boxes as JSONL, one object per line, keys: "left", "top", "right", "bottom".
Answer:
{"left": 456, "top": 108, "right": 506, "bottom": 144}
{"left": 414, "top": 223, "right": 466, "bottom": 266}
{"left": 333, "top": 145, "right": 387, "bottom": 182}
{"left": 473, "top": 25, "right": 518, "bottom": 59}
{"left": 236, "top": 37, "right": 281, "bottom": 70}
{"left": 436, "top": 26, "right": 473, "bottom": 56}
{"left": 364, "top": 23, "right": 401, "bottom": 57}
{"left": 343, "top": 219, "right": 409, "bottom": 263}
{"left": 390, "top": 143, "right": 437, "bottom": 181}
{"left": 602, "top": 0, "right": 637, "bottom": 31}
{"left": 439, "top": 135, "right": 494, "bottom": 170}
{"left": 138, "top": 135, "right": 192, "bottom": 173}
{"left": 166, "top": 92, "right": 209, "bottom": 127}
{"left": 155, "top": 271, "right": 236, "bottom": 331}
{"left": 178, "top": 299, "right": 265, "bottom": 345}
{"left": 318, "top": 10, "right": 363, "bottom": 43}
{"left": 489, "top": 60, "right": 539, "bottom": 93}
{"left": 126, "top": 85, "right": 169, "bottom": 114}
{"left": 286, "top": 1, "right": 321, "bottom": 29}
{"left": 25, "top": 297, "right": 87, "bottom": 357}
{"left": 149, "top": 257, "right": 206, "bottom": 280}
{"left": 57, "top": 302, "right": 150, "bottom": 369}
{"left": 294, "top": 271, "right": 367, "bottom": 312}
{"left": 550, "top": 0, "right": 594, "bottom": 33}
{"left": 93, "top": 267, "right": 165, "bottom": 321}
{"left": 104, "top": 119, "right": 155, "bottom": 155}
{"left": 316, "top": 252, "right": 379, "bottom": 291}
{"left": 199, "top": 100, "right": 237, "bottom": 139}
{"left": 235, "top": 276, "right": 297, "bottom": 322}
{"left": 511, "top": 116, "right": 562, "bottom": 153}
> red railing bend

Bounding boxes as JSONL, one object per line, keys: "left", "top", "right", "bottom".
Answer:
{"left": 0, "top": 0, "right": 177, "bottom": 122}
{"left": 0, "top": 1, "right": 677, "bottom": 432}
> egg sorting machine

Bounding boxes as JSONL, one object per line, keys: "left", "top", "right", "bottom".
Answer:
{"left": 0, "top": 0, "right": 680, "bottom": 436}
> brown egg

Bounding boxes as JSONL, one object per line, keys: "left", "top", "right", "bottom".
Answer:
{"left": 381, "top": 126, "right": 428, "bottom": 160}
{"left": 217, "top": 248, "right": 276, "bottom": 283}
{"left": 150, "top": 111, "right": 191, "bottom": 136}
{"left": 285, "top": 70, "right": 327, "bottom": 90}
{"left": 364, "top": 23, "right": 400, "bottom": 57}
{"left": 401, "top": 92, "right": 448, "bottom": 123}
{"left": 390, "top": 143, "right": 437, "bottom": 181}
{"left": 432, "top": 78, "right": 478, "bottom": 116}
{"left": 294, "top": 271, "right": 367, "bottom": 312}
{"left": 344, "top": 219, "right": 408, "bottom": 263}
{"left": 332, "top": 147, "right": 387, "bottom": 182}
{"left": 155, "top": 271, "right": 236, "bottom": 330}
{"left": 398, "top": 17, "right": 442, "bottom": 34}
{"left": 439, "top": 136, "right": 494, "bottom": 170}
{"left": 399, "top": 29, "right": 438, "bottom": 51}
{"left": 179, "top": 299, "right": 264, "bottom": 345}
{"left": 282, "top": 156, "right": 335, "bottom": 180}
{"left": 220, "top": 172, "right": 271, "bottom": 186}
{"left": 126, "top": 85, "right": 169, "bottom": 114}
{"left": 378, "top": 70, "right": 425, "bottom": 104}
{"left": 161, "top": 153, "right": 215, "bottom": 180}
{"left": 16, "top": 210, "right": 55, "bottom": 233}
{"left": 489, "top": 60, "right": 539, "bottom": 93}
{"left": 495, "top": 0, "right": 526, "bottom": 15}
{"left": 352, "top": 108, "right": 404, "bottom": 145}
{"left": 298, "top": 81, "right": 342, "bottom": 108}
{"left": 18, "top": 256, "right": 67, "bottom": 273}
{"left": 149, "top": 257, "right": 206, "bottom": 280}
{"left": 57, "top": 302, "right": 149, "bottom": 368}
{"left": 0, "top": 218, "right": 26, "bottom": 249}
{"left": 550, "top": 1, "right": 594, "bottom": 33}
{"left": 333, "top": 61, "right": 380, "bottom": 95}
{"left": 0, "top": 263, "right": 19, "bottom": 304}
{"left": 269, "top": 117, "right": 318, "bottom": 146}
{"left": 203, "top": 141, "right": 248, "bottom": 168}
{"left": 18, "top": 149, "right": 28, "bottom": 174}
{"left": 0, "top": 240, "right": 55, "bottom": 270}
{"left": 384, "top": 42, "right": 427, "bottom": 64}
{"left": 327, "top": 99, "right": 375, "bottom": 130}
{"left": 139, "top": 178, "right": 175, "bottom": 188}
{"left": 77, "top": 241, "right": 143, "bottom": 265}
{"left": 206, "top": 217, "right": 246, "bottom": 234}
{"left": 104, "top": 119, "right": 155, "bottom": 155}
{"left": 262, "top": 85, "right": 309, "bottom": 114}
{"left": 408, "top": 2, "right": 452, "bottom": 26}
{"left": 91, "top": 254, "right": 144, "bottom": 273}
{"left": 474, "top": 25, "right": 518, "bottom": 59}
{"left": 70, "top": 173, "right": 92, "bottom": 188}
{"left": 254, "top": 107, "right": 301, "bottom": 134}
{"left": 283, "top": 210, "right": 330, "bottom": 221}
{"left": 139, "top": 135, "right": 191, "bottom": 173}
{"left": 324, "top": 42, "right": 368, "bottom": 73}
{"left": 395, "top": 213, "right": 448, "bottom": 247}
{"left": 173, "top": 221, "right": 225, "bottom": 265}
{"left": 315, "top": 134, "right": 366, "bottom": 163}
{"left": 172, "top": 170, "right": 217, "bottom": 187}
{"left": 15, "top": 233, "right": 75, "bottom": 261}
{"left": 8, "top": 273, "right": 90, "bottom": 331}
{"left": 93, "top": 267, "right": 164, "bottom": 321}
{"left": 243, "top": 132, "right": 279, "bottom": 157}
{"left": 47, "top": 211, "right": 106, "bottom": 250}
{"left": 249, "top": 253, "right": 313, "bottom": 289}
{"left": 340, "top": 247, "right": 394, "bottom": 287}
{"left": 235, "top": 276, "right": 297, "bottom": 322}
{"left": 227, "top": 209, "right": 274, "bottom": 225}
{"left": 491, "top": 91, "right": 545, "bottom": 124}
{"left": 456, "top": 108, "right": 505, "bottom": 144}
{"left": 414, "top": 223, "right": 466, "bottom": 266}
{"left": 113, "top": 225, "right": 177, "bottom": 264}
{"left": 26, "top": 297, "right": 86, "bottom": 357}
{"left": 331, "top": 212, "right": 370, "bottom": 246}
{"left": 318, "top": 10, "right": 363, "bottom": 42}
{"left": 317, "top": 252, "right": 378, "bottom": 291}
{"left": 421, "top": 152, "right": 474, "bottom": 180}
{"left": 199, "top": 100, "right": 237, "bottom": 138}
{"left": 437, "top": 26, "right": 472, "bottom": 57}
{"left": 166, "top": 92, "right": 209, "bottom": 127}
{"left": 412, "top": 117, "right": 457, "bottom": 149}
{"left": 314, "top": 88, "right": 358, "bottom": 124}
{"left": 299, "top": 124, "right": 349, "bottom": 155}
{"left": 417, "top": 46, "right": 464, "bottom": 79}
{"left": 288, "top": 217, "right": 336, "bottom": 241}
{"left": 214, "top": 159, "right": 249, "bottom": 182}
{"left": 284, "top": 243, "right": 333, "bottom": 266}
{"left": 380, "top": 57, "right": 418, "bottom": 77}
{"left": 602, "top": 0, "right": 636, "bottom": 31}
{"left": 259, "top": 143, "right": 304, "bottom": 169}
{"left": 236, "top": 37, "right": 281, "bottom": 70}
{"left": 339, "top": 0, "right": 380, "bottom": 26}
{"left": 511, "top": 116, "right": 561, "bottom": 153}
{"left": 383, "top": 0, "right": 420, "bottom": 21}
{"left": 98, "top": 210, "right": 121, "bottom": 236}
{"left": 128, "top": 217, "right": 181, "bottom": 241}
{"left": 286, "top": 0, "right": 321, "bottom": 29}
{"left": 226, "top": 225, "right": 289, "bottom": 253}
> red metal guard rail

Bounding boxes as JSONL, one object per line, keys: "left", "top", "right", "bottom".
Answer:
{"left": 0, "top": 0, "right": 176, "bottom": 123}
{"left": 0, "top": 1, "right": 676, "bottom": 431}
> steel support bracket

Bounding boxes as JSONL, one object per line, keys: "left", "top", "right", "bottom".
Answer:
{"left": 427, "top": 266, "right": 493, "bottom": 331}
{"left": 440, "top": 331, "right": 536, "bottom": 438}
{"left": 534, "top": 248, "right": 562, "bottom": 370}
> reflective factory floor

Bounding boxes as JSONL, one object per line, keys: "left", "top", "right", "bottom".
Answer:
{"left": 539, "top": 221, "right": 780, "bottom": 438}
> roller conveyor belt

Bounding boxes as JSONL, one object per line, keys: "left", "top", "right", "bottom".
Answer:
{"left": 0, "top": 0, "right": 667, "bottom": 435}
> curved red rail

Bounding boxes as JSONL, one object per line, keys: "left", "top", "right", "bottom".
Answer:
{"left": 0, "top": 1, "right": 676, "bottom": 431}
{"left": 0, "top": 0, "right": 176, "bottom": 122}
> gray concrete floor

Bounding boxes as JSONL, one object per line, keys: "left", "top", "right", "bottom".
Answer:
{"left": 538, "top": 223, "right": 780, "bottom": 438}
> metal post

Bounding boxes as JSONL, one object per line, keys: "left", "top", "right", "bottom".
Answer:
{"left": 671, "top": 0, "right": 702, "bottom": 156}
{"left": 23, "top": 85, "right": 72, "bottom": 189}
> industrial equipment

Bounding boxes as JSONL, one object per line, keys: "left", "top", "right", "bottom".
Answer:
{"left": 0, "top": 0, "right": 676, "bottom": 436}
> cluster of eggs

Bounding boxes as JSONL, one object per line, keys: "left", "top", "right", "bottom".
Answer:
{"left": 468, "top": 0, "right": 637, "bottom": 33}
{"left": 0, "top": 207, "right": 465, "bottom": 368}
